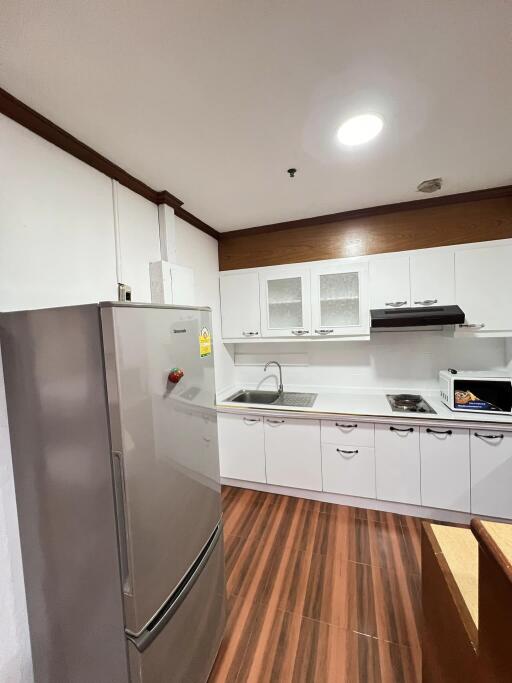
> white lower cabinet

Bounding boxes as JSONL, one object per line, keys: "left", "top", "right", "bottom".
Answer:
{"left": 375, "top": 424, "right": 421, "bottom": 505}
{"left": 322, "top": 444, "right": 376, "bottom": 498}
{"left": 217, "top": 413, "right": 266, "bottom": 483}
{"left": 470, "top": 429, "right": 512, "bottom": 518}
{"left": 420, "top": 426, "right": 470, "bottom": 512}
{"left": 218, "top": 410, "right": 512, "bottom": 519}
{"left": 264, "top": 417, "right": 322, "bottom": 490}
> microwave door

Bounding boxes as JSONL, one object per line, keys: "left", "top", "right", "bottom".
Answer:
{"left": 101, "top": 305, "right": 221, "bottom": 635}
{"left": 453, "top": 379, "right": 512, "bottom": 413}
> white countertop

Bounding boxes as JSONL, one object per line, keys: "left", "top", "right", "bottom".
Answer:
{"left": 217, "top": 386, "right": 512, "bottom": 429}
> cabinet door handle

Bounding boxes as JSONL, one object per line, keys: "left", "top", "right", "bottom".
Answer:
{"left": 385, "top": 301, "right": 407, "bottom": 307}
{"left": 337, "top": 448, "right": 358, "bottom": 456}
{"left": 335, "top": 423, "right": 357, "bottom": 428}
{"left": 474, "top": 432, "right": 504, "bottom": 440}
{"left": 243, "top": 417, "right": 261, "bottom": 424}
{"left": 426, "top": 428, "right": 452, "bottom": 435}
{"left": 390, "top": 426, "right": 414, "bottom": 432}
{"left": 414, "top": 299, "right": 437, "bottom": 305}
{"left": 459, "top": 323, "right": 485, "bottom": 329}
{"left": 267, "top": 419, "right": 285, "bottom": 424}
{"left": 315, "top": 329, "right": 334, "bottom": 335}
{"left": 291, "top": 329, "right": 309, "bottom": 335}
{"left": 242, "top": 331, "right": 259, "bottom": 336}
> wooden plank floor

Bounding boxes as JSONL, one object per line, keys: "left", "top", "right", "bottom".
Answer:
{"left": 208, "top": 486, "right": 422, "bottom": 683}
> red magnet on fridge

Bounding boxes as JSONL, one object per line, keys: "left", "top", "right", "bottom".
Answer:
{"left": 168, "top": 368, "right": 184, "bottom": 384}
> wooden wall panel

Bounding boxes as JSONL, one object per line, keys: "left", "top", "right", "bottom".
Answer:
{"left": 219, "top": 196, "right": 512, "bottom": 270}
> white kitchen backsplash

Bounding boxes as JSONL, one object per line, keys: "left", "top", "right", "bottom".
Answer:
{"left": 506, "top": 339, "right": 512, "bottom": 371}
{"left": 233, "top": 332, "right": 508, "bottom": 392}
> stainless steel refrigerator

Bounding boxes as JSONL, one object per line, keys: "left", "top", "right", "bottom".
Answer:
{"left": 1, "top": 302, "right": 226, "bottom": 683}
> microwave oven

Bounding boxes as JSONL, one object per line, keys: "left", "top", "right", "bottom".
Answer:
{"left": 439, "top": 370, "right": 512, "bottom": 414}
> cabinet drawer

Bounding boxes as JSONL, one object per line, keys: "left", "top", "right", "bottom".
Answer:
{"left": 375, "top": 423, "right": 421, "bottom": 505}
{"left": 217, "top": 413, "right": 266, "bottom": 483}
{"left": 470, "top": 429, "right": 512, "bottom": 518}
{"left": 321, "top": 420, "right": 374, "bottom": 447}
{"left": 322, "top": 444, "right": 376, "bottom": 499}
{"left": 264, "top": 417, "right": 321, "bottom": 491}
{"left": 420, "top": 426, "right": 470, "bottom": 512}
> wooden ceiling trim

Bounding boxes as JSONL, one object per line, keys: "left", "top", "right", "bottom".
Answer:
{"left": 221, "top": 185, "right": 512, "bottom": 239}
{"left": 219, "top": 195, "right": 512, "bottom": 270}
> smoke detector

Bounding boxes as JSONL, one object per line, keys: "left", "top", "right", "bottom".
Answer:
{"left": 417, "top": 177, "right": 443, "bottom": 193}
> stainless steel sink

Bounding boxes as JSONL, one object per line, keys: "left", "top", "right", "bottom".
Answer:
{"left": 226, "top": 389, "right": 317, "bottom": 408}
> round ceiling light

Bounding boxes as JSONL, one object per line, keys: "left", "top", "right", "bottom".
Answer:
{"left": 337, "top": 113, "right": 384, "bottom": 146}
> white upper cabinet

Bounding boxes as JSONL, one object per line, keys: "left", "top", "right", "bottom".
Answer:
{"left": 455, "top": 244, "right": 512, "bottom": 335}
{"left": 259, "top": 267, "right": 311, "bottom": 337}
{"left": 310, "top": 261, "right": 369, "bottom": 337}
{"left": 218, "top": 239, "right": 512, "bottom": 342}
{"left": 220, "top": 271, "right": 261, "bottom": 339}
{"left": 410, "top": 249, "right": 455, "bottom": 306}
{"left": 369, "top": 255, "right": 411, "bottom": 310}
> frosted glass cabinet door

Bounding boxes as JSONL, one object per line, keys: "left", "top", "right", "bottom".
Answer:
{"left": 311, "top": 262, "right": 369, "bottom": 337}
{"left": 259, "top": 268, "right": 311, "bottom": 337}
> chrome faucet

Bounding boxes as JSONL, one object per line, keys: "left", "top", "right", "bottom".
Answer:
{"left": 264, "top": 361, "right": 283, "bottom": 395}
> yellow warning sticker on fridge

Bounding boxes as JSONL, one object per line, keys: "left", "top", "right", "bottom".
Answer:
{"left": 199, "top": 327, "right": 212, "bottom": 357}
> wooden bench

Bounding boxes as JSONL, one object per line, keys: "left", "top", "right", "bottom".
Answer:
{"left": 422, "top": 519, "right": 512, "bottom": 682}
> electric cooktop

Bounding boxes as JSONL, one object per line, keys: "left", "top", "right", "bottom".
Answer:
{"left": 386, "top": 394, "right": 436, "bottom": 414}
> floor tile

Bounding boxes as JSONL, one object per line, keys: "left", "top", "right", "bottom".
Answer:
{"left": 217, "top": 486, "right": 423, "bottom": 681}
{"left": 208, "top": 594, "right": 265, "bottom": 683}
{"left": 232, "top": 606, "right": 420, "bottom": 683}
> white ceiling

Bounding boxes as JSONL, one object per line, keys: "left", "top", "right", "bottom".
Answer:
{"left": 1, "top": 1, "right": 511, "bottom": 231}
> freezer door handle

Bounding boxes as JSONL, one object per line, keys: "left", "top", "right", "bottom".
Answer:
{"left": 127, "top": 521, "right": 223, "bottom": 653}
{"left": 112, "top": 451, "right": 132, "bottom": 594}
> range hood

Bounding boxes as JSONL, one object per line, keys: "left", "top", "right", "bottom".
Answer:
{"left": 370, "top": 305, "right": 465, "bottom": 329}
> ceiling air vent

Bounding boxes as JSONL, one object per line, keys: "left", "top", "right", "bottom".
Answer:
{"left": 417, "top": 177, "right": 443, "bottom": 193}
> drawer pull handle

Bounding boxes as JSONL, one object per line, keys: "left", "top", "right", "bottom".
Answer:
{"left": 390, "top": 426, "right": 414, "bottom": 432}
{"left": 414, "top": 299, "right": 438, "bottom": 305}
{"left": 426, "top": 428, "right": 452, "bottom": 435}
{"left": 474, "top": 432, "right": 504, "bottom": 440}
{"left": 242, "top": 331, "right": 259, "bottom": 336}
{"left": 337, "top": 448, "right": 358, "bottom": 456}
{"left": 267, "top": 419, "right": 285, "bottom": 424}
{"left": 315, "top": 329, "right": 334, "bottom": 335}
{"left": 291, "top": 329, "right": 309, "bottom": 335}
{"left": 459, "top": 323, "right": 485, "bottom": 329}
{"left": 385, "top": 301, "right": 407, "bottom": 307}
{"left": 335, "top": 423, "right": 357, "bottom": 429}
{"left": 243, "top": 418, "right": 261, "bottom": 424}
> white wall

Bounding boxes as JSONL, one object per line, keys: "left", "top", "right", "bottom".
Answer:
{"left": 0, "top": 113, "right": 231, "bottom": 682}
{"left": 115, "top": 183, "right": 161, "bottom": 302}
{"left": 174, "top": 217, "right": 235, "bottom": 393}
{"left": 0, "top": 363, "right": 31, "bottom": 683}
{"left": 0, "top": 115, "right": 120, "bottom": 683}
{"left": 506, "top": 339, "right": 512, "bottom": 371}
{"left": 233, "top": 332, "right": 508, "bottom": 393}
{"left": 0, "top": 117, "right": 118, "bottom": 311}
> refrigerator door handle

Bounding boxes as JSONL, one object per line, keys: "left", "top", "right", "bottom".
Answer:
{"left": 127, "top": 522, "right": 223, "bottom": 653}
{"left": 112, "top": 451, "right": 133, "bottom": 594}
